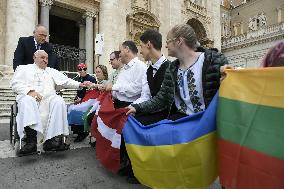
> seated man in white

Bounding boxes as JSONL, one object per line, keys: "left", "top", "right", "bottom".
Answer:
{"left": 11, "top": 50, "right": 89, "bottom": 156}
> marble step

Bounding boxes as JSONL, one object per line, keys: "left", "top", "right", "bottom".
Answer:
{"left": 0, "top": 112, "right": 10, "bottom": 119}
{"left": 0, "top": 96, "right": 15, "bottom": 101}
{"left": 0, "top": 108, "right": 10, "bottom": 114}
{"left": 0, "top": 92, "right": 15, "bottom": 97}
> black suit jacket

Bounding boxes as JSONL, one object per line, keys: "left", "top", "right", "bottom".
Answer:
{"left": 13, "top": 36, "right": 59, "bottom": 70}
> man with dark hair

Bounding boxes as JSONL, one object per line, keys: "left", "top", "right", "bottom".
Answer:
{"left": 139, "top": 29, "right": 162, "bottom": 50}
{"left": 121, "top": 30, "right": 171, "bottom": 184}
{"left": 13, "top": 24, "right": 59, "bottom": 71}
{"left": 104, "top": 41, "right": 147, "bottom": 109}
{"left": 109, "top": 51, "right": 123, "bottom": 85}
{"left": 121, "top": 41, "right": 138, "bottom": 54}
{"left": 132, "top": 29, "right": 170, "bottom": 124}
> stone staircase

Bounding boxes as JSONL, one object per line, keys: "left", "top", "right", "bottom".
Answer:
{"left": 0, "top": 87, "right": 77, "bottom": 123}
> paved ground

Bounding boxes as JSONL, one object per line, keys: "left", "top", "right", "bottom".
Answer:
{"left": 0, "top": 123, "right": 221, "bottom": 189}
{"left": 0, "top": 148, "right": 149, "bottom": 189}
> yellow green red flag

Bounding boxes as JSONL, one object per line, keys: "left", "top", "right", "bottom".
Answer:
{"left": 218, "top": 68, "right": 284, "bottom": 189}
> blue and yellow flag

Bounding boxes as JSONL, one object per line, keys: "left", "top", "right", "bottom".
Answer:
{"left": 123, "top": 95, "right": 218, "bottom": 189}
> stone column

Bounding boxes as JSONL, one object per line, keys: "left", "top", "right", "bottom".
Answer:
{"left": 5, "top": 0, "right": 37, "bottom": 70}
{"left": 277, "top": 8, "right": 282, "bottom": 23}
{"left": 0, "top": 0, "right": 7, "bottom": 71}
{"left": 207, "top": 0, "right": 221, "bottom": 50}
{"left": 78, "top": 21, "right": 85, "bottom": 49}
{"left": 94, "top": 11, "right": 99, "bottom": 67}
{"left": 241, "top": 23, "right": 244, "bottom": 35}
{"left": 84, "top": 10, "right": 96, "bottom": 74}
{"left": 39, "top": 0, "right": 53, "bottom": 32}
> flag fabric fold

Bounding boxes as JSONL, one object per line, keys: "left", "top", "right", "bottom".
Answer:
{"left": 123, "top": 94, "right": 219, "bottom": 189}
{"left": 217, "top": 68, "right": 284, "bottom": 189}
{"left": 90, "top": 92, "right": 128, "bottom": 174}
{"left": 67, "top": 90, "right": 101, "bottom": 127}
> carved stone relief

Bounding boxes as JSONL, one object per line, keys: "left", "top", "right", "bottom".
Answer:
{"left": 127, "top": 10, "right": 160, "bottom": 45}
{"left": 131, "top": 0, "right": 151, "bottom": 11}
{"left": 187, "top": 18, "right": 213, "bottom": 48}
{"left": 248, "top": 12, "right": 267, "bottom": 31}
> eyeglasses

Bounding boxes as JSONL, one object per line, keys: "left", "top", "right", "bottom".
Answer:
{"left": 166, "top": 37, "right": 177, "bottom": 44}
{"left": 109, "top": 58, "right": 115, "bottom": 61}
{"left": 78, "top": 68, "right": 87, "bottom": 71}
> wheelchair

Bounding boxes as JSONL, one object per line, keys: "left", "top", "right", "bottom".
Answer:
{"left": 9, "top": 101, "right": 19, "bottom": 149}
{"left": 9, "top": 91, "right": 68, "bottom": 151}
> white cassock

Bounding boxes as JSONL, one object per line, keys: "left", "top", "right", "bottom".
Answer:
{"left": 11, "top": 64, "right": 80, "bottom": 144}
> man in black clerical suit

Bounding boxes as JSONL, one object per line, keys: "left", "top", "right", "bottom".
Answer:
{"left": 13, "top": 24, "right": 59, "bottom": 71}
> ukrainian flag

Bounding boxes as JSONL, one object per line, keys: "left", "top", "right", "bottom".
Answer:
{"left": 123, "top": 95, "right": 218, "bottom": 189}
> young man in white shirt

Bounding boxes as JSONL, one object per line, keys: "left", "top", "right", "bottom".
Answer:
{"left": 104, "top": 41, "right": 147, "bottom": 108}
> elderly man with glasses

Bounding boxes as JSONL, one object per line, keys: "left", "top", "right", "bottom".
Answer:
{"left": 109, "top": 51, "right": 123, "bottom": 85}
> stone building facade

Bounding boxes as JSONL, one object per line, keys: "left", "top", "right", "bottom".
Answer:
{"left": 0, "top": 0, "right": 221, "bottom": 81}
{"left": 220, "top": 0, "right": 284, "bottom": 67}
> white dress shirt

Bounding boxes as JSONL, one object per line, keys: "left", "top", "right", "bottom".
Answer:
{"left": 112, "top": 57, "right": 147, "bottom": 102}
{"left": 132, "top": 55, "right": 167, "bottom": 104}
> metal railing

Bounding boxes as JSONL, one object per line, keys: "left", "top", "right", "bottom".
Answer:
{"left": 52, "top": 44, "right": 86, "bottom": 73}
{"left": 222, "top": 22, "right": 284, "bottom": 50}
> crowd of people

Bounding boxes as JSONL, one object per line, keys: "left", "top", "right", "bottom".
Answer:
{"left": 11, "top": 22, "right": 284, "bottom": 186}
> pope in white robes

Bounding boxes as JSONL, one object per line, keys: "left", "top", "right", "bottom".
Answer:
{"left": 11, "top": 50, "right": 89, "bottom": 156}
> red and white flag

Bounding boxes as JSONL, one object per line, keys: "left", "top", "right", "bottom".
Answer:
{"left": 90, "top": 91, "right": 128, "bottom": 174}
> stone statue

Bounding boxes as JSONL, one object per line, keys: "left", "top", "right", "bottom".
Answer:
{"left": 248, "top": 17, "right": 257, "bottom": 31}
{"left": 258, "top": 12, "right": 267, "bottom": 27}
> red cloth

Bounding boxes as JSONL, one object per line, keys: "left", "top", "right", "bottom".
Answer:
{"left": 90, "top": 91, "right": 128, "bottom": 174}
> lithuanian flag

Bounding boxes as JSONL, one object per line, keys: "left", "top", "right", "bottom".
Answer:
{"left": 218, "top": 68, "right": 284, "bottom": 189}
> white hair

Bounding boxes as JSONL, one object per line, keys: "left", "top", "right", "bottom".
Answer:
{"left": 34, "top": 50, "right": 47, "bottom": 57}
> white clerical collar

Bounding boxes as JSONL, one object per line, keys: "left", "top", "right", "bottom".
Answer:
{"left": 124, "top": 57, "right": 138, "bottom": 70}
{"left": 34, "top": 63, "right": 46, "bottom": 71}
{"left": 34, "top": 37, "right": 38, "bottom": 46}
{"left": 151, "top": 54, "right": 167, "bottom": 70}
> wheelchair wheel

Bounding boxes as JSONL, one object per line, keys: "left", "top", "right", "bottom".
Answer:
{"left": 10, "top": 103, "right": 19, "bottom": 148}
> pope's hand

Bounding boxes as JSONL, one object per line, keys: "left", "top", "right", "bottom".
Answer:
{"left": 28, "top": 90, "right": 43, "bottom": 102}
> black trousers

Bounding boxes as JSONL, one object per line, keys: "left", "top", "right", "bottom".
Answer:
{"left": 134, "top": 110, "right": 168, "bottom": 126}
{"left": 168, "top": 111, "right": 187, "bottom": 121}
{"left": 24, "top": 126, "right": 37, "bottom": 144}
{"left": 113, "top": 99, "right": 132, "bottom": 109}
{"left": 70, "top": 124, "right": 85, "bottom": 134}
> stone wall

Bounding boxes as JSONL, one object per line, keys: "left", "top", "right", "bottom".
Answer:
{"left": 230, "top": 0, "right": 283, "bottom": 35}
{"left": 4, "top": 0, "right": 37, "bottom": 70}
{"left": 224, "top": 39, "right": 283, "bottom": 68}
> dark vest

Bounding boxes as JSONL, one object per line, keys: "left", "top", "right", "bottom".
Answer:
{"left": 147, "top": 60, "right": 170, "bottom": 97}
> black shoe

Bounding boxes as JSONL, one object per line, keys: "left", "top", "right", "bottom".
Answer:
{"left": 43, "top": 138, "right": 70, "bottom": 152}
{"left": 126, "top": 176, "right": 140, "bottom": 184}
{"left": 18, "top": 143, "right": 37, "bottom": 157}
{"left": 55, "top": 143, "right": 70, "bottom": 151}
{"left": 74, "top": 132, "right": 88, "bottom": 142}
{"left": 43, "top": 138, "right": 60, "bottom": 152}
